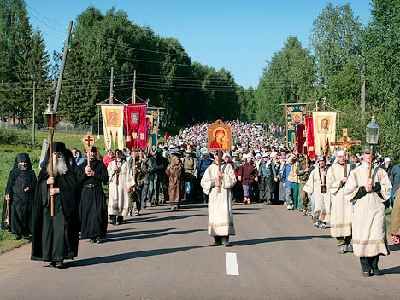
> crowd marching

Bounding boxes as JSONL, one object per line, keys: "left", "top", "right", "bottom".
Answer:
{"left": 2, "top": 121, "right": 400, "bottom": 277}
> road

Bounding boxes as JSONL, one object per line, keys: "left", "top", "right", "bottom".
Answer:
{"left": 1, "top": 203, "right": 400, "bottom": 300}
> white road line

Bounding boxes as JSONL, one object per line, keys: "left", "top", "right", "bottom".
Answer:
{"left": 226, "top": 252, "right": 239, "bottom": 276}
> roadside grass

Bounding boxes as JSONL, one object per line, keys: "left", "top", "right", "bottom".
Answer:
{"left": 0, "top": 129, "right": 103, "bottom": 252}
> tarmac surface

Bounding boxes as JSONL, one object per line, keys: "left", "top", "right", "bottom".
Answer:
{"left": 1, "top": 203, "right": 400, "bottom": 300}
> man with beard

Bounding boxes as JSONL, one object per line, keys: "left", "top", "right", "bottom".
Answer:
{"left": 31, "top": 142, "right": 80, "bottom": 269}
{"left": 4, "top": 153, "right": 37, "bottom": 239}
{"left": 78, "top": 147, "right": 109, "bottom": 243}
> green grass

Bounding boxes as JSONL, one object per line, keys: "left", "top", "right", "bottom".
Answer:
{"left": 0, "top": 129, "right": 103, "bottom": 252}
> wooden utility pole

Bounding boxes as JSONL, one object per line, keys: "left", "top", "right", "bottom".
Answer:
{"left": 361, "top": 65, "right": 366, "bottom": 122}
{"left": 132, "top": 69, "right": 136, "bottom": 104}
{"left": 31, "top": 81, "right": 36, "bottom": 146}
{"left": 109, "top": 66, "right": 114, "bottom": 104}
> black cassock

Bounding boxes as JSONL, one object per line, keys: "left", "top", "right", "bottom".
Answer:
{"left": 31, "top": 169, "right": 80, "bottom": 263}
{"left": 4, "top": 153, "right": 37, "bottom": 236}
{"left": 78, "top": 159, "right": 109, "bottom": 240}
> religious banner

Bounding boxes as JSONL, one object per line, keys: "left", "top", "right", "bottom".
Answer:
{"left": 125, "top": 103, "right": 147, "bottom": 150}
{"left": 305, "top": 115, "right": 316, "bottom": 160}
{"left": 296, "top": 123, "right": 306, "bottom": 154}
{"left": 312, "top": 111, "right": 337, "bottom": 156}
{"left": 285, "top": 103, "right": 307, "bottom": 147}
{"left": 208, "top": 120, "right": 232, "bottom": 151}
{"left": 101, "top": 104, "right": 125, "bottom": 150}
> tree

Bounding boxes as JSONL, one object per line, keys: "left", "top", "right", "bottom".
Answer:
{"left": 255, "top": 37, "right": 316, "bottom": 124}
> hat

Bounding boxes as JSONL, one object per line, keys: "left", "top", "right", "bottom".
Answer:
{"left": 317, "top": 155, "right": 325, "bottom": 162}
{"left": 201, "top": 147, "right": 209, "bottom": 155}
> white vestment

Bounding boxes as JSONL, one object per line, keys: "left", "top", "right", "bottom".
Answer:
{"left": 303, "top": 166, "right": 331, "bottom": 223}
{"left": 108, "top": 160, "right": 130, "bottom": 217}
{"left": 326, "top": 163, "right": 352, "bottom": 237}
{"left": 343, "top": 163, "right": 391, "bottom": 257}
{"left": 201, "top": 163, "right": 237, "bottom": 237}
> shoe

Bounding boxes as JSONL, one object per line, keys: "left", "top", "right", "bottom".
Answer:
{"left": 134, "top": 211, "right": 140, "bottom": 216}
{"left": 47, "top": 262, "right": 56, "bottom": 268}
{"left": 346, "top": 244, "right": 353, "bottom": 253}
{"left": 319, "top": 223, "right": 327, "bottom": 229}
{"left": 55, "top": 262, "right": 67, "bottom": 269}
{"left": 362, "top": 271, "right": 372, "bottom": 277}
{"left": 15, "top": 235, "right": 22, "bottom": 240}
{"left": 303, "top": 210, "right": 308, "bottom": 216}
{"left": 223, "top": 238, "right": 232, "bottom": 247}
{"left": 96, "top": 237, "right": 104, "bottom": 244}
{"left": 338, "top": 245, "right": 346, "bottom": 254}
{"left": 372, "top": 268, "right": 382, "bottom": 276}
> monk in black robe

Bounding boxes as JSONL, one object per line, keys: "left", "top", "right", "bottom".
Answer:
{"left": 31, "top": 142, "right": 80, "bottom": 269}
{"left": 78, "top": 146, "right": 108, "bottom": 243}
{"left": 4, "top": 153, "right": 37, "bottom": 239}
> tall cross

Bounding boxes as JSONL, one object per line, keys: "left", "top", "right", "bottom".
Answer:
{"left": 330, "top": 128, "right": 361, "bottom": 151}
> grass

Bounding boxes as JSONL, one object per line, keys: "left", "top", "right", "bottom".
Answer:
{"left": 0, "top": 129, "right": 102, "bottom": 252}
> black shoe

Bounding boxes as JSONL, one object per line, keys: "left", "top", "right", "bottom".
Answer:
{"left": 15, "top": 235, "right": 22, "bottom": 240}
{"left": 372, "top": 268, "right": 382, "bottom": 276}
{"left": 55, "top": 262, "right": 67, "bottom": 269}
{"left": 47, "top": 262, "right": 56, "bottom": 268}
{"left": 96, "top": 237, "right": 104, "bottom": 244}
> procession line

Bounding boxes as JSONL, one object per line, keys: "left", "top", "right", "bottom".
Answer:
{"left": 226, "top": 252, "right": 239, "bottom": 276}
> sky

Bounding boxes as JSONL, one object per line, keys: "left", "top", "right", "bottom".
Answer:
{"left": 25, "top": 0, "right": 372, "bottom": 88}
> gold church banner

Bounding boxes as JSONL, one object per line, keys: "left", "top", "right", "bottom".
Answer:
{"left": 312, "top": 111, "right": 337, "bottom": 156}
{"left": 101, "top": 105, "right": 125, "bottom": 150}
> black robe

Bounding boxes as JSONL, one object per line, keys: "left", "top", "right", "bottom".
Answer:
{"left": 78, "top": 159, "right": 109, "bottom": 239}
{"left": 6, "top": 168, "right": 37, "bottom": 236}
{"left": 31, "top": 169, "right": 80, "bottom": 262}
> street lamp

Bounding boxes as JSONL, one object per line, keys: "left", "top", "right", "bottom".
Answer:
{"left": 366, "top": 116, "right": 380, "bottom": 147}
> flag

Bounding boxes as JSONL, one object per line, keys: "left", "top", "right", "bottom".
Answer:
{"left": 125, "top": 104, "right": 148, "bottom": 150}
{"left": 305, "top": 115, "right": 315, "bottom": 160}
{"left": 296, "top": 123, "right": 305, "bottom": 154}
{"left": 101, "top": 105, "right": 125, "bottom": 150}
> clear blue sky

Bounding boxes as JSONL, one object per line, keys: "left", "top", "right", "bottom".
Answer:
{"left": 25, "top": 0, "right": 371, "bottom": 88}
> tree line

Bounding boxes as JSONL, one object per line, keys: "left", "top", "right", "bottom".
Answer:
{"left": 246, "top": 0, "right": 400, "bottom": 158}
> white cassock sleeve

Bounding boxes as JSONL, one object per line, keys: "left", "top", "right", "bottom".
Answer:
{"left": 376, "top": 168, "right": 392, "bottom": 202}
{"left": 201, "top": 166, "right": 213, "bottom": 195}
{"left": 326, "top": 166, "right": 339, "bottom": 195}
{"left": 303, "top": 169, "right": 315, "bottom": 194}
{"left": 343, "top": 169, "right": 359, "bottom": 203}
{"left": 222, "top": 164, "right": 237, "bottom": 189}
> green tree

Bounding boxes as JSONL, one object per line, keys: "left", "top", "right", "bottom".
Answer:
{"left": 255, "top": 36, "right": 316, "bottom": 124}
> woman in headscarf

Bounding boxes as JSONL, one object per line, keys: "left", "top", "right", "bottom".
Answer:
{"left": 4, "top": 153, "right": 37, "bottom": 239}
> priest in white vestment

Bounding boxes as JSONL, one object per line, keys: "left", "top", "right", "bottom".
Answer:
{"left": 201, "top": 153, "right": 237, "bottom": 246}
{"left": 303, "top": 156, "right": 331, "bottom": 228}
{"left": 108, "top": 150, "right": 130, "bottom": 225}
{"left": 343, "top": 149, "right": 392, "bottom": 277}
{"left": 326, "top": 150, "right": 352, "bottom": 254}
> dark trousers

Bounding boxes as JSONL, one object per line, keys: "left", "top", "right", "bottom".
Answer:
{"left": 259, "top": 176, "right": 273, "bottom": 201}
{"left": 360, "top": 256, "right": 379, "bottom": 272}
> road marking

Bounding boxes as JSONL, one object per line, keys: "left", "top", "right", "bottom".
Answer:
{"left": 226, "top": 252, "right": 239, "bottom": 276}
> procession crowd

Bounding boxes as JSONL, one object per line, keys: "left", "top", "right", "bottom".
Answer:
{"left": 2, "top": 121, "right": 400, "bottom": 277}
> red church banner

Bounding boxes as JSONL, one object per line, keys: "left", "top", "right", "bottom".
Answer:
{"left": 125, "top": 104, "right": 148, "bottom": 150}
{"left": 305, "top": 115, "right": 316, "bottom": 160}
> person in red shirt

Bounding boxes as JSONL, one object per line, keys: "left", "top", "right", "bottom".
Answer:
{"left": 102, "top": 149, "right": 115, "bottom": 168}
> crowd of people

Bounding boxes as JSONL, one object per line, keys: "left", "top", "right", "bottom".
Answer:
{"left": 2, "top": 121, "right": 400, "bottom": 277}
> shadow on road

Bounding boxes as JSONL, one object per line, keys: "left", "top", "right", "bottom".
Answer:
{"left": 69, "top": 245, "right": 204, "bottom": 268}
{"left": 106, "top": 229, "right": 207, "bottom": 243}
{"left": 382, "top": 266, "right": 400, "bottom": 275}
{"left": 232, "top": 234, "right": 331, "bottom": 246}
{"left": 388, "top": 244, "right": 400, "bottom": 252}
{"left": 129, "top": 214, "right": 206, "bottom": 223}
{"left": 107, "top": 228, "right": 174, "bottom": 239}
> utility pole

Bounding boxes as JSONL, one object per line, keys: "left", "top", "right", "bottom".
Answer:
{"left": 31, "top": 81, "right": 36, "bottom": 146}
{"left": 132, "top": 69, "right": 136, "bottom": 104}
{"left": 361, "top": 65, "right": 366, "bottom": 122}
{"left": 109, "top": 66, "right": 114, "bottom": 104}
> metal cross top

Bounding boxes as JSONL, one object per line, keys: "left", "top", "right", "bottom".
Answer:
{"left": 331, "top": 128, "right": 361, "bottom": 150}
{"left": 82, "top": 134, "right": 95, "bottom": 151}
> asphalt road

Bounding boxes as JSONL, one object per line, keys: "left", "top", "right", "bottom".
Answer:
{"left": 1, "top": 203, "right": 400, "bottom": 300}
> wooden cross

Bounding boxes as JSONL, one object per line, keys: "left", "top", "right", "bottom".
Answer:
{"left": 82, "top": 134, "right": 95, "bottom": 151}
{"left": 330, "top": 128, "right": 361, "bottom": 150}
